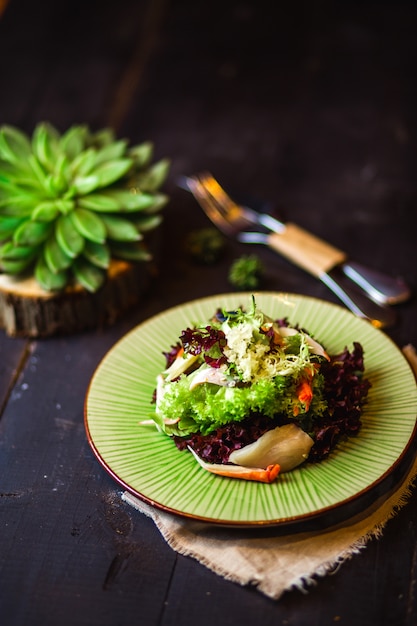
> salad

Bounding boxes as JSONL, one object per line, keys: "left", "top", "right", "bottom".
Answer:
{"left": 149, "top": 296, "right": 371, "bottom": 483}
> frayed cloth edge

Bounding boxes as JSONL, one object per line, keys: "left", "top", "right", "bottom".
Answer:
{"left": 122, "top": 454, "right": 417, "bottom": 600}
{"left": 122, "top": 343, "right": 417, "bottom": 601}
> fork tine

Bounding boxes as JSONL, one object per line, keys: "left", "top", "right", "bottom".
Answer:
{"left": 196, "top": 174, "right": 233, "bottom": 220}
{"left": 198, "top": 173, "right": 238, "bottom": 214}
{"left": 182, "top": 174, "right": 236, "bottom": 235}
{"left": 195, "top": 173, "right": 251, "bottom": 227}
{"left": 180, "top": 172, "right": 255, "bottom": 236}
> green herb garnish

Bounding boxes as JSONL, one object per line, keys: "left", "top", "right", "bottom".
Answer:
{"left": 228, "top": 254, "right": 264, "bottom": 290}
{"left": 184, "top": 227, "right": 225, "bottom": 264}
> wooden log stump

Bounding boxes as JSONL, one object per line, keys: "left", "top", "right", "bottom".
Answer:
{"left": 0, "top": 259, "right": 157, "bottom": 338}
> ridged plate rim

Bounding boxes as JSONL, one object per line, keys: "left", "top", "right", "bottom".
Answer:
{"left": 84, "top": 292, "right": 417, "bottom": 528}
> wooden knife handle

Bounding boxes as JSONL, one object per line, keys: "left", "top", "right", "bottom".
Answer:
{"left": 267, "top": 223, "right": 347, "bottom": 277}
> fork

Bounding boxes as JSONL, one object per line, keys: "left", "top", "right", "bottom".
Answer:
{"left": 183, "top": 172, "right": 410, "bottom": 305}
{"left": 180, "top": 173, "right": 400, "bottom": 328}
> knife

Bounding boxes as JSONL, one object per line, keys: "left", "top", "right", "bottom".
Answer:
{"left": 237, "top": 206, "right": 410, "bottom": 306}
{"left": 238, "top": 229, "right": 397, "bottom": 328}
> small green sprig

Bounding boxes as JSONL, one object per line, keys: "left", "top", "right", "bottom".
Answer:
{"left": 0, "top": 122, "right": 170, "bottom": 292}
{"left": 184, "top": 227, "right": 226, "bottom": 264}
{"left": 228, "top": 254, "right": 265, "bottom": 290}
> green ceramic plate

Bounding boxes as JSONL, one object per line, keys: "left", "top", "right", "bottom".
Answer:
{"left": 85, "top": 292, "right": 417, "bottom": 527}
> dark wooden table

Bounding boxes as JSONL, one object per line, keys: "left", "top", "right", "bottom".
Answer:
{"left": 1, "top": 1, "right": 416, "bottom": 624}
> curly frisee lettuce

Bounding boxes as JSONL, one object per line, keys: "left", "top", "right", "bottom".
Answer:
{"left": 147, "top": 297, "right": 370, "bottom": 483}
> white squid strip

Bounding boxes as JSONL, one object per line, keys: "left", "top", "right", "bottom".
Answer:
{"left": 229, "top": 423, "right": 314, "bottom": 472}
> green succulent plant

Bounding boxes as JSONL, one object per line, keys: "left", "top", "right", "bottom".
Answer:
{"left": 0, "top": 122, "right": 169, "bottom": 292}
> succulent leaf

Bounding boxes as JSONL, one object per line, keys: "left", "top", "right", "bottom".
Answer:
{"left": 0, "top": 126, "right": 32, "bottom": 168}
{"left": 27, "top": 154, "right": 48, "bottom": 189}
{"left": 94, "top": 140, "right": 128, "bottom": 166}
{"left": 35, "top": 256, "right": 68, "bottom": 291}
{"left": 0, "top": 178, "right": 23, "bottom": 195}
{"left": 129, "top": 141, "right": 153, "bottom": 168}
{"left": 56, "top": 198, "right": 75, "bottom": 215}
{"left": 2, "top": 257, "right": 35, "bottom": 274}
{"left": 70, "top": 148, "right": 98, "bottom": 178}
{"left": 0, "top": 241, "right": 37, "bottom": 261}
{"left": 31, "top": 201, "right": 61, "bottom": 222}
{"left": 132, "top": 158, "right": 170, "bottom": 192}
{"left": 0, "top": 160, "right": 23, "bottom": 182}
{"left": 93, "top": 159, "right": 133, "bottom": 188}
{"left": 44, "top": 234, "right": 73, "bottom": 273}
{"left": 56, "top": 214, "right": 85, "bottom": 258}
{"left": 83, "top": 240, "right": 110, "bottom": 269}
{"left": 115, "top": 190, "right": 157, "bottom": 211}
{"left": 72, "top": 174, "right": 100, "bottom": 196}
{"left": 13, "top": 220, "right": 53, "bottom": 246}
{"left": 0, "top": 122, "right": 169, "bottom": 292}
{"left": 70, "top": 208, "right": 106, "bottom": 244}
{"left": 138, "top": 193, "right": 168, "bottom": 214}
{"left": 131, "top": 214, "right": 162, "bottom": 232}
{"left": 60, "top": 125, "right": 88, "bottom": 160}
{"left": 77, "top": 189, "right": 166, "bottom": 213}
{"left": 92, "top": 128, "right": 115, "bottom": 146}
{"left": 77, "top": 193, "right": 121, "bottom": 212}
{"left": 0, "top": 191, "right": 38, "bottom": 216}
{"left": 72, "top": 257, "right": 106, "bottom": 292}
{"left": 32, "top": 122, "right": 61, "bottom": 170}
{"left": 0, "top": 215, "right": 24, "bottom": 239}
{"left": 109, "top": 241, "right": 152, "bottom": 262}
{"left": 109, "top": 190, "right": 168, "bottom": 212}
{"left": 100, "top": 214, "right": 142, "bottom": 242}
{"left": 54, "top": 153, "right": 70, "bottom": 185}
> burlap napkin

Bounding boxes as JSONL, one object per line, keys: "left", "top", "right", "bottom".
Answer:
{"left": 122, "top": 345, "right": 417, "bottom": 600}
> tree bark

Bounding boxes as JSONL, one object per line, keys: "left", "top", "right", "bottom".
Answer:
{"left": 0, "top": 259, "right": 156, "bottom": 338}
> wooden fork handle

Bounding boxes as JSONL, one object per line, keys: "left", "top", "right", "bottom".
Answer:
{"left": 267, "top": 223, "right": 347, "bottom": 277}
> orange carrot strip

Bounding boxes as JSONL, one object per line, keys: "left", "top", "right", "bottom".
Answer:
{"left": 297, "top": 378, "right": 313, "bottom": 411}
{"left": 188, "top": 447, "right": 280, "bottom": 483}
